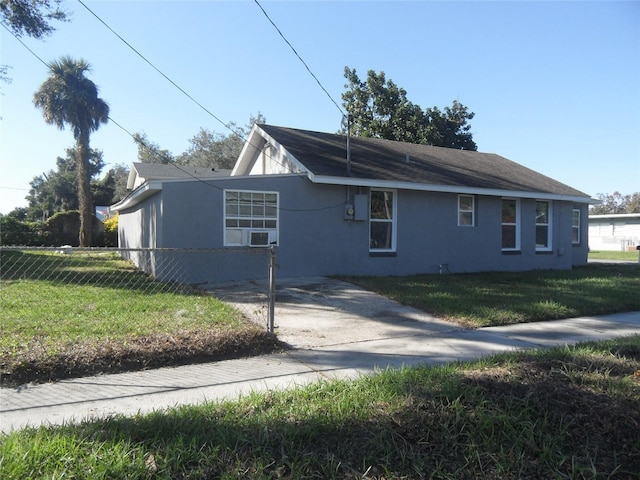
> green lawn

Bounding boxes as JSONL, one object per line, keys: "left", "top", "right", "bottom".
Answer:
{"left": 0, "top": 250, "right": 276, "bottom": 385}
{"left": 0, "top": 250, "right": 244, "bottom": 356}
{"left": 589, "top": 249, "right": 639, "bottom": 261}
{"left": 2, "top": 336, "right": 639, "bottom": 479}
{"left": 342, "top": 263, "right": 640, "bottom": 328}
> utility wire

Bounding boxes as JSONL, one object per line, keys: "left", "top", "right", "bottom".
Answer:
{"left": 3, "top": 15, "right": 292, "bottom": 190}
{"left": 253, "top": 0, "right": 344, "bottom": 117}
{"left": 2, "top": 18, "right": 342, "bottom": 214}
{"left": 1, "top": 21, "right": 51, "bottom": 69}
{"left": 75, "top": 1, "right": 283, "bottom": 169}
{"left": 108, "top": 116, "right": 343, "bottom": 213}
{"left": 77, "top": 0, "right": 235, "bottom": 136}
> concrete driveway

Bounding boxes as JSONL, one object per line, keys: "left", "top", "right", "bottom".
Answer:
{"left": 206, "top": 276, "right": 640, "bottom": 371}
{"left": 208, "top": 276, "right": 463, "bottom": 347}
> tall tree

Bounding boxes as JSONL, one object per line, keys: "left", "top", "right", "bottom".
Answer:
{"left": 590, "top": 192, "right": 640, "bottom": 215}
{"left": 107, "top": 163, "right": 130, "bottom": 204}
{"left": 342, "top": 67, "right": 477, "bottom": 150}
{"left": 33, "top": 56, "right": 109, "bottom": 246}
{"left": 133, "top": 132, "right": 175, "bottom": 164}
{"left": 0, "top": 0, "right": 67, "bottom": 39}
{"left": 25, "top": 148, "right": 104, "bottom": 222}
{"left": 1, "top": 0, "right": 67, "bottom": 89}
{"left": 176, "top": 113, "right": 266, "bottom": 169}
{"left": 175, "top": 128, "right": 241, "bottom": 170}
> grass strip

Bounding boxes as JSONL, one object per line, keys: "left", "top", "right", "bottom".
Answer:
{"left": 2, "top": 336, "right": 639, "bottom": 479}
{"left": 589, "top": 250, "right": 639, "bottom": 262}
{"left": 341, "top": 263, "right": 640, "bottom": 328}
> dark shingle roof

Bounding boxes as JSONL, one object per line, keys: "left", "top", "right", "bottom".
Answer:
{"left": 133, "top": 162, "right": 231, "bottom": 180}
{"left": 258, "top": 124, "right": 588, "bottom": 198}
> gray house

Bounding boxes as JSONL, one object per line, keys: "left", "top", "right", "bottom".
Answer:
{"left": 112, "top": 124, "right": 593, "bottom": 284}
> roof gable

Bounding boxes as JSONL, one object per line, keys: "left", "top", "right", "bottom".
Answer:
{"left": 252, "top": 124, "right": 590, "bottom": 200}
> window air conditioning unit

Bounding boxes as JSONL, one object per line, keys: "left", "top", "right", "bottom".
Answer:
{"left": 249, "top": 231, "right": 270, "bottom": 247}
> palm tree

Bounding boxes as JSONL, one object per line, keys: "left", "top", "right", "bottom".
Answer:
{"left": 33, "top": 56, "right": 109, "bottom": 246}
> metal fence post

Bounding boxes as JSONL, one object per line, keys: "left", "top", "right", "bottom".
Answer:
{"left": 268, "top": 245, "right": 276, "bottom": 333}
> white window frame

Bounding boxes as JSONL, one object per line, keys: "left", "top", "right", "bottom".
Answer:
{"left": 224, "top": 189, "right": 279, "bottom": 247}
{"left": 572, "top": 209, "right": 581, "bottom": 245}
{"left": 458, "top": 194, "right": 475, "bottom": 226}
{"left": 501, "top": 198, "right": 520, "bottom": 251}
{"left": 535, "top": 200, "right": 553, "bottom": 252}
{"left": 369, "top": 188, "right": 397, "bottom": 253}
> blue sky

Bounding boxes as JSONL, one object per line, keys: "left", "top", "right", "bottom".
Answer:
{"left": 1, "top": 0, "right": 639, "bottom": 214}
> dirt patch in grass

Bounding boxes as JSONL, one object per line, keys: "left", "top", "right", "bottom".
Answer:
{"left": 1, "top": 325, "right": 285, "bottom": 387}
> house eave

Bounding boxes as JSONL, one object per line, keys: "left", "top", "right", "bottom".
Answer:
{"left": 308, "top": 174, "right": 595, "bottom": 204}
{"left": 589, "top": 213, "right": 640, "bottom": 220}
{"left": 110, "top": 180, "right": 163, "bottom": 212}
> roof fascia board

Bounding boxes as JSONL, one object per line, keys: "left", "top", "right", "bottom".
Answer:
{"left": 111, "top": 180, "right": 163, "bottom": 212}
{"left": 589, "top": 213, "right": 640, "bottom": 219}
{"left": 232, "top": 124, "right": 266, "bottom": 176}
{"left": 126, "top": 164, "right": 140, "bottom": 190}
{"left": 233, "top": 124, "right": 309, "bottom": 176}
{"left": 308, "top": 173, "right": 594, "bottom": 204}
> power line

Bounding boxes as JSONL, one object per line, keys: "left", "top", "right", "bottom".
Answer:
{"left": 2, "top": 15, "right": 342, "bottom": 214}
{"left": 76, "top": 0, "right": 237, "bottom": 137}
{"left": 0, "top": 21, "right": 50, "bottom": 69}
{"left": 3, "top": 5, "right": 268, "bottom": 166}
{"left": 107, "top": 116, "right": 343, "bottom": 213}
{"left": 253, "top": 0, "right": 344, "bottom": 117}
{"left": 2, "top": 18, "right": 291, "bottom": 187}
{"left": 75, "top": 1, "right": 296, "bottom": 176}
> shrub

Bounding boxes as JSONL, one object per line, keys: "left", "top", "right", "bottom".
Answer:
{"left": 0, "top": 216, "right": 43, "bottom": 246}
{"left": 43, "top": 210, "right": 105, "bottom": 246}
{"left": 103, "top": 214, "right": 118, "bottom": 247}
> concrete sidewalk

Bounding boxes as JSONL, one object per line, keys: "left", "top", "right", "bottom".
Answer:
{"left": 2, "top": 277, "right": 639, "bottom": 434}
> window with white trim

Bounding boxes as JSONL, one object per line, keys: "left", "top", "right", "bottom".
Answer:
{"left": 224, "top": 190, "right": 278, "bottom": 246}
{"left": 458, "top": 195, "right": 475, "bottom": 226}
{"left": 370, "top": 189, "right": 396, "bottom": 252}
{"left": 572, "top": 209, "right": 581, "bottom": 245}
{"left": 501, "top": 198, "right": 520, "bottom": 251}
{"left": 535, "top": 200, "right": 552, "bottom": 251}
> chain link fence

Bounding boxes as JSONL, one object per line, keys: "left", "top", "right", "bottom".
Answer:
{"left": 0, "top": 246, "right": 276, "bottom": 331}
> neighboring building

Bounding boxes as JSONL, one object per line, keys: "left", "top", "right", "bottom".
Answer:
{"left": 95, "top": 206, "right": 110, "bottom": 221}
{"left": 111, "top": 124, "right": 594, "bottom": 284}
{"left": 588, "top": 214, "right": 640, "bottom": 251}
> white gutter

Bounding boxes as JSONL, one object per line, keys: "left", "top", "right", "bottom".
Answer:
{"left": 110, "top": 180, "right": 163, "bottom": 212}
{"left": 589, "top": 213, "right": 640, "bottom": 219}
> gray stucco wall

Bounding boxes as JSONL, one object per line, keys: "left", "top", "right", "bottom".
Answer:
{"left": 117, "top": 192, "right": 163, "bottom": 278}
{"left": 118, "top": 192, "right": 162, "bottom": 249}
{"left": 117, "top": 175, "right": 589, "bottom": 284}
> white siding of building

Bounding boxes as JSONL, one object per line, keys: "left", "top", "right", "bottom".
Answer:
{"left": 589, "top": 214, "right": 640, "bottom": 251}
